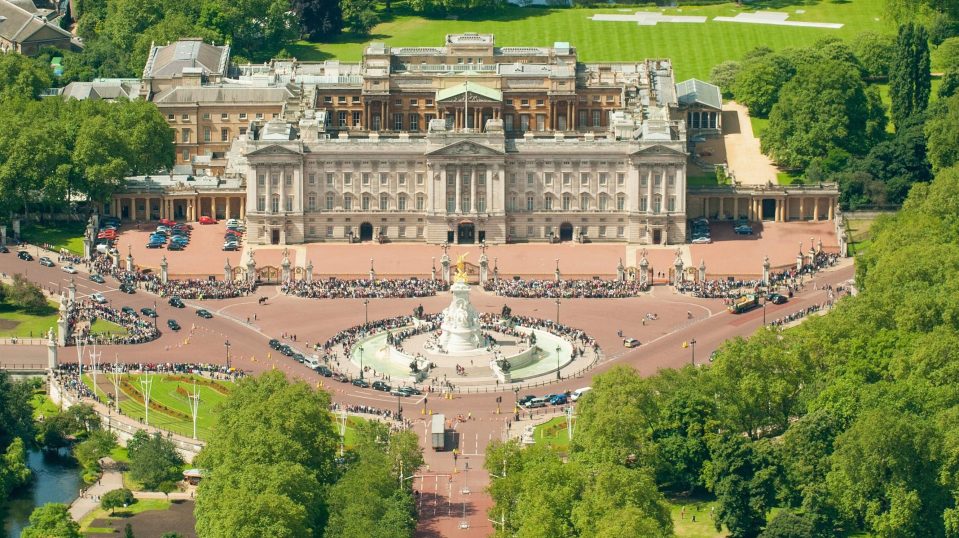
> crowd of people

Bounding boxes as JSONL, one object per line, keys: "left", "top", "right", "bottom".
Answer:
{"left": 483, "top": 278, "right": 648, "bottom": 298}
{"left": 282, "top": 278, "right": 447, "bottom": 299}
{"left": 769, "top": 303, "right": 826, "bottom": 328}
{"left": 677, "top": 278, "right": 764, "bottom": 299}
{"left": 90, "top": 255, "right": 255, "bottom": 300}
{"left": 330, "top": 402, "right": 412, "bottom": 429}
{"left": 66, "top": 299, "right": 160, "bottom": 345}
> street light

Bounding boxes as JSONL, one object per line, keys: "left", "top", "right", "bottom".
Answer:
{"left": 224, "top": 339, "right": 231, "bottom": 370}
{"left": 358, "top": 345, "right": 364, "bottom": 380}
{"left": 555, "top": 298, "right": 561, "bottom": 325}
{"left": 556, "top": 346, "right": 561, "bottom": 380}
{"left": 397, "top": 394, "right": 403, "bottom": 421}
{"left": 513, "top": 386, "right": 520, "bottom": 421}
{"left": 690, "top": 338, "right": 697, "bottom": 366}
{"left": 153, "top": 300, "right": 158, "bottom": 329}
{"left": 762, "top": 297, "right": 767, "bottom": 325}
{"left": 363, "top": 298, "right": 370, "bottom": 326}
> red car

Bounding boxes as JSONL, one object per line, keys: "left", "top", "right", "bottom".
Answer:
{"left": 97, "top": 231, "right": 117, "bottom": 239}
{"left": 159, "top": 218, "right": 176, "bottom": 227}
{"left": 198, "top": 216, "right": 216, "bottom": 225}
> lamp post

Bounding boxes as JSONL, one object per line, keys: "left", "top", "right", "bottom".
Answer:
{"left": 153, "top": 300, "right": 157, "bottom": 329}
{"left": 364, "top": 298, "right": 369, "bottom": 326}
{"left": 762, "top": 297, "right": 767, "bottom": 325}
{"left": 690, "top": 338, "right": 697, "bottom": 366}
{"left": 397, "top": 394, "right": 403, "bottom": 421}
{"left": 556, "top": 345, "right": 561, "bottom": 380}
{"left": 359, "top": 345, "right": 364, "bottom": 380}
{"left": 513, "top": 386, "right": 520, "bottom": 421}
{"left": 554, "top": 298, "right": 561, "bottom": 325}
{"left": 224, "top": 339, "right": 231, "bottom": 370}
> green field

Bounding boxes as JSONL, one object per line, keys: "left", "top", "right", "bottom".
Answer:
{"left": 532, "top": 416, "right": 575, "bottom": 450}
{"left": 671, "top": 498, "right": 726, "bottom": 537}
{"left": 78, "top": 498, "right": 172, "bottom": 534}
{"left": 290, "top": 0, "right": 889, "bottom": 80}
{"left": 19, "top": 221, "right": 87, "bottom": 256}
{"left": 82, "top": 373, "right": 366, "bottom": 445}
{"left": 89, "top": 318, "right": 129, "bottom": 337}
{"left": 0, "top": 299, "right": 59, "bottom": 338}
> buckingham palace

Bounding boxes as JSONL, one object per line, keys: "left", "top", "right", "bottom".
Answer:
{"left": 101, "top": 33, "right": 835, "bottom": 246}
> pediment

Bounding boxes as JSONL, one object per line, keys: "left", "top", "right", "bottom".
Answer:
{"left": 427, "top": 140, "right": 504, "bottom": 157}
{"left": 632, "top": 144, "right": 686, "bottom": 157}
{"left": 245, "top": 144, "right": 302, "bottom": 157}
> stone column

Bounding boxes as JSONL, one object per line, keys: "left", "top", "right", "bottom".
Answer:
{"left": 160, "top": 255, "right": 169, "bottom": 284}
{"left": 639, "top": 256, "right": 650, "bottom": 287}
{"left": 828, "top": 200, "right": 835, "bottom": 221}
{"left": 454, "top": 167, "right": 461, "bottom": 213}
{"left": 56, "top": 296, "right": 67, "bottom": 347}
{"left": 281, "top": 255, "right": 291, "bottom": 283}
{"left": 246, "top": 254, "right": 256, "bottom": 283}
{"left": 554, "top": 259, "right": 561, "bottom": 282}
{"left": 673, "top": 255, "right": 684, "bottom": 287}
{"left": 470, "top": 168, "right": 476, "bottom": 213}
{"left": 125, "top": 247, "right": 134, "bottom": 272}
{"left": 762, "top": 255, "right": 770, "bottom": 286}
{"left": 306, "top": 260, "right": 313, "bottom": 283}
{"left": 431, "top": 257, "right": 437, "bottom": 281}
{"left": 718, "top": 197, "right": 724, "bottom": 220}
{"left": 240, "top": 197, "right": 246, "bottom": 219}
{"left": 479, "top": 254, "right": 488, "bottom": 285}
{"left": 698, "top": 259, "right": 706, "bottom": 282}
{"left": 733, "top": 198, "right": 740, "bottom": 221}
{"left": 616, "top": 258, "right": 625, "bottom": 282}
{"left": 67, "top": 278, "right": 76, "bottom": 304}
{"left": 224, "top": 258, "right": 232, "bottom": 282}
{"left": 47, "top": 328, "right": 57, "bottom": 370}
{"left": 813, "top": 198, "right": 820, "bottom": 221}
{"left": 796, "top": 252, "right": 803, "bottom": 273}
{"left": 11, "top": 219, "right": 20, "bottom": 240}
{"left": 225, "top": 197, "right": 232, "bottom": 220}
{"left": 369, "top": 258, "right": 375, "bottom": 281}
{"left": 441, "top": 254, "right": 451, "bottom": 283}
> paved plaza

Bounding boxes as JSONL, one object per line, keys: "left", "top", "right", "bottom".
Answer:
{"left": 0, "top": 239, "right": 853, "bottom": 536}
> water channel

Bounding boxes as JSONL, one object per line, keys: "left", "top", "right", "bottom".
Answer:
{"left": 1, "top": 449, "right": 82, "bottom": 538}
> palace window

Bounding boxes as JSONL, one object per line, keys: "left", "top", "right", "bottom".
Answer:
{"left": 653, "top": 195, "right": 661, "bottom": 214}
{"left": 416, "top": 173, "right": 424, "bottom": 185}
{"left": 544, "top": 195, "right": 553, "bottom": 210}
{"left": 344, "top": 172, "right": 352, "bottom": 185}
{"left": 398, "top": 173, "right": 406, "bottom": 185}
{"left": 503, "top": 114, "right": 513, "bottom": 131}
{"left": 353, "top": 111, "right": 362, "bottom": 127}
{"left": 599, "top": 173, "right": 608, "bottom": 186}
{"left": 362, "top": 173, "right": 371, "bottom": 186}
{"left": 339, "top": 112, "right": 348, "bottom": 127}
{"left": 181, "top": 113, "right": 189, "bottom": 121}
{"left": 447, "top": 194, "right": 455, "bottom": 212}
{"left": 307, "top": 194, "right": 316, "bottom": 210}
{"left": 285, "top": 175, "right": 292, "bottom": 186}
{"left": 308, "top": 173, "right": 316, "bottom": 185}
{"left": 536, "top": 114, "right": 545, "bottom": 131}
{"left": 344, "top": 195, "right": 353, "bottom": 210}
{"left": 181, "top": 129, "right": 191, "bottom": 143}
{"left": 592, "top": 110, "right": 601, "bottom": 127}
{"left": 527, "top": 172, "right": 534, "bottom": 186}
{"left": 221, "top": 128, "right": 229, "bottom": 142}
{"left": 598, "top": 195, "right": 607, "bottom": 211}
{"left": 580, "top": 194, "right": 589, "bottom": 211}
{"left": 617, "top": 173, "right": 625, "bottom": 186}
{"left": 362, "top": 194, "right": 371, "bottom": 210}
{"left": 239, "top": 113, "right": 247, "bottom": 120}
{"left": 526, "top": 196, "right": 534, "bottom": 211}
{"left": 271, "top": 195, "right": 280, "bottom": 213}
{"left": 257, "top": 196, "right": 265, "bottom": 211}
{"left": 544, "top": 172, "right": 553, "bottom": 185}
{"left": 327, "top": 226, "right": 334, "bottom": 237}
{"left": 477, "top": 195, "right": 486, "bottom": 212}
{"left": 668, "top": 196, "right": 676, "bottom": 212}
{"left": 641, "top": 175, "right": 648, "bottom": 187}
{"left": 394, "top": 113, "right": 403, "bottom": 130}
{"left": 326, "top": 194, "right": 334, "bottom": 210}
{"left": 581, "top": 173, "right": 589, "bottom": 186}
{"left": 654, "top": 174, "right": 661, "bottom": 186}
{"left": 562, "top": 194, "right": 571, "bottom": 211}
{"left": 416, "top": 194, "right": 425, "bottom": 210}
{"left": 285, "top": 197, "right": 294, "bottom": 211}
{"left": 327, "top": 173, "right": 335, "bottom": 186}
{"left": 617, "top": 226, "right": 625, "bottom": 238}
{"left": 617, "top": 194, "right": 626, "bottom": 211}
{"left": 380, "top": 173, "right": 388, "bottom": 186}
{"left": 563, "top": 173, "right": 571, "bottom": 186}
{"left": 257, "top": 174, "right": 265, "bottom": 187}
{"left": 380, "top": 193, "right": 389, "bottom": 211}
{"left": 520, "top": 115, "right": 530, "bottom": 132}
{"left": 409, "top": 113, "right": 419, "bottom": 131}
{"left": 640, "top": 197, "right": 647, "bottom": 211}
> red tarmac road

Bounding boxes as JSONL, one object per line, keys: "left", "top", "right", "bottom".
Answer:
{"left": 0, "top": 247, "right": 854, "bottom": 537}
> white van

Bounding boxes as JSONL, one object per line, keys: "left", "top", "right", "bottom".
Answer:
{"left": 571, "top": 387, "right": 592, "bottom": 401}
{"left": 304, "top": 356, "right": 321, "bottom": 369}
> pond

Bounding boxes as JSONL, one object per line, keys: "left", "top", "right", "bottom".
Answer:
{"left": 1, "top": 449, "right": 82, "bottom": 538}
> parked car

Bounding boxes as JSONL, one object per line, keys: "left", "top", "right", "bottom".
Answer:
{"left": 61, "top": 265, "right": 77, "bottom": 274}
{"left": 391, "top": 389, "right": 409, "bottom": 397}
{"left": 767, "top": 293, "right": 788, "bottom": 305}
{"left": 352, "top": 378, "right": 370, "bottom": 388}
{"left": 89, "top": 274, "right": 105, "bottom": 284}
{"left": 121, "top": 306, "right": 137, "bottom": 316}
{"left": 734, "top": 224, "right": 754, "bottom": 235}
{"left": 268, "top": 339, "right": 282, "bottom": 349}
{"left": 523, "top": 397, "right": 547, "bottom": 409}
{"left": 146, "top": 241, "right": 165, "bottom": 249}
{"left": 119, "top": 283, "right": 136, "bottom": 294}
{"left": 691, "top": 236, "right": 712, "bottom": 244}
{"left": 316, "top": 365, "right": 333, "bottom": 377}
{"left": 196, "top": 309, "right": 213, "bottom": 319}
{"left": 222, "top": 244, "right": 239, "bottom": 251}
{"left": 167, "top": 319, "right": 181, "bottom": 331}
{"left": 17, "top": 251, "right": 33, "bottom": 261}
{"left": 168, "top": 296, "right": 185, "bottom": 308}
{"left": 372, "top": 380, "right": 391, "bottom": 392}
{"left": 38, "top": 257, "right": 54, "bottom": 267}
{"left": 571, "top": 387, "right": 592, "bottom": 401}
{"left": 518, "top": 395, "right": 536, "bottom": 406}
{"left": 140, "top": 307, "right": 157, "bottom": 318}
{"left": 166, "top": 242, "right": 184, "bottom": 251}
{"left": 549, "top": 394, "right": 568, "bottom": 405}
{"left": 225, "top": 219, "right": 241, "bottom": 227}
{"left": 398, "top": 386, "right": 422, "bottom": 396}
{"left": 332, "top": 372, "right": 349, "bottom": 383}
{"left": 624, "top": 338, "right": 641, "bottom": 348}
{"left": 0, "top": 245, "right": 8, "bottom": 253}
{"left": 198, "top": 216, "right": 216, "bottom": 224}
{"left": 91, "top": 293, "right": 107, "bottom": 304}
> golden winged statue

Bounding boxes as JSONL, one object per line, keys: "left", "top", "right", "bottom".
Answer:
{"left": 454, "top": 252, "right": 469, "bottom": 282}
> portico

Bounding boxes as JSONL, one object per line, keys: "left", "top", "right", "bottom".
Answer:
{"left": 689, "top": 186, "right": 839, "bottom": 223}
{"left": 105, "top": 175, "right": 246, "bottom": 222}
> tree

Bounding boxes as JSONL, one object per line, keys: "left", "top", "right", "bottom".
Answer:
{"left": 74, "top": 429, "right": 117, "bottom": 479}
{"left": 709, "top": 61, "right": 740, "bottom": 98}
{"left": 0, "top": 371, "right": 35, "bottom": 450}
{"left": 933, "top": 37, "right": 959, "bottom": 72}
{"left": 762, "top": 59, "right": 873, "bottom": 169}
{"left": 940, "top": 69, "right": 959, "bottom": 98}
{"left": 341, "top": 0, "right": 378, "bottom": 35}
{"left": 889, "top": 23, "right": 932, "bottom": 130}
{"left": 194, "top": 371, "right": 337, "bottom": 538}
{"left": 160, "top": 533, "right": 184, "bottom": 538}
{"left": 290, "top": 0, "right": 343, "bottom": 40}
{"left": 128, "top": 431, "right": 184, "bottom": 490}
{"left": 124, "top": 523, "right": 136, "bottom": 538}
{"left": 827, "top": 409, "right": 947, "bottom": 536}
{"left": 852, "top": 32, "right": 897, "bottom": 79}
{"left": 759, "top": 510, "right": 818, "bottom": 538}
{"left": 198, "top": 0, "right": 297, "bottom": 62}
{"left": 0, "top": 53, "right": 52, "bottom": 100}
{"left": 732, "top": 53, "right": 795, "bottom": 117}
{"left": 570, "top": 465, "right": 673, "bottom": 537}
{"left": 101, "top": 488, "right": 135, "bottom": 515}
{"left": 925, "top": 93, "right": 959, "bottom": 171}
{"left": 7, "top": 273, "right": 50, "bottom": 314}
{"left": 0, "top": 437, "right": 33, "bottom": 499}
{"left": 704, "top": 434, "right": 778, "bottom": 538}
{"left": 21, "top": 503, "right": 82, "bottom": 538}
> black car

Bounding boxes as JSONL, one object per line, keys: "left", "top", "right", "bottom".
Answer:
{"left": 518, "top": 394, "right": 537, "bottom": 406}
{"left": 89, "top": 274, "right": 105, "bottom": 284}
{"left": 292, "top": 353, "right": 305, "bottom": 363}
{"left": 167, "top": 319, "right": 181, "bottom": 331}
{"left": 371, "top": 381, "right": 391, "bottom": 392}
{"left": 0, "top": 245, "right": 8, "bottom": 253}
{"left": 121, "top": 306, "right": 137, "bottom": 316}
{"left": 119, "top": 283, "right": 136, "bottom": 294}
{"left": 269, "top": 339, "right": 281, "bottom": 349}
{"left": 279, "top": 345, "right": 295, "bottom": 357}
{"left": 767, "top": 293, "right": 788, "bottom": 305}
{"left": 167, "top": 243, "right": 184, "bottom": 251}
{"left": 397, "top": 386, "right": 422, "bottom": 396}
{"left": 140, "top": 307, "right": 158, "bottom": 318}
{"left": 316, "top": 366, "right": 333, "bottom": 377}
{"left": 352, "top": 379, "right": 370, "bottom": 388}
{"left": 17, "top": 251, "right": 33, "bottom": 261}
{"left": 196, "top": 309, "right": 213, "bottom": 319}
{"left": 168, "top": 296, "right": 185, "bottom": 308}
{"left": 38, "top": 257, "right": 54, "bottom": 267}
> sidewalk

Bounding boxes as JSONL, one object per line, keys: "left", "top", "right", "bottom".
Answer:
{"left": 69, "top": 458, "right": 123, "bottom": 521}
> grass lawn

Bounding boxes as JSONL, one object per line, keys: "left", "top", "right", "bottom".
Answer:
{"left": 89, "top": 318, "right": 129, "bottom": 337}
{"left": 875, "top": 76, "right": 944, "bottom": 132}
{"left": 532, "top": 416, "right": 574, "bottom": 450}
{"left": 749, "top": 116, "right": 769, "bottom": 138}
{"left": 845, "top": 216, "right": 881, "bottom": 256}
{"left": 30, "top": 392, "right": 61, "bottom": 419}
{"left": 0, "top": 299, "right": 59, "bottom": 338}
{"left": 19, "top": 221, "right": 86, "bottom": 256}
{"left": 776, "top": 171, "right": 804, "bottom": 185}
{"left": 289, "top": 0, "right": 889, "bottom": 81}
{"left": 688, "top": 171, "right": 721, "bottom": 187}
{"left": 83, "top": 374, "right": 367, "bottom": 446}
{"left": 78, "top": 498, "right": 172, "bottom": 533}
{"left": 670, "top": 498, "right": 726, "bottom": 537}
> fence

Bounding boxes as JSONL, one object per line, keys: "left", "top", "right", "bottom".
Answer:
{"left": 0, "top": 337, "right": 47, "bottom": 346}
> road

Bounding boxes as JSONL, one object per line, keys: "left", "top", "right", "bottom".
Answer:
{"left": 0, "top": 247, "right": 854, "bottom": 536}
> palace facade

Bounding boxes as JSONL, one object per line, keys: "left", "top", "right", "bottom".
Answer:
{"left": 101, "top": 34, "right": 838, "bottom": 246}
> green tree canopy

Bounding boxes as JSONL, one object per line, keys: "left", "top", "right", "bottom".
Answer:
{"left": 21, "top": 503, "right": 81, "bottom": 538}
